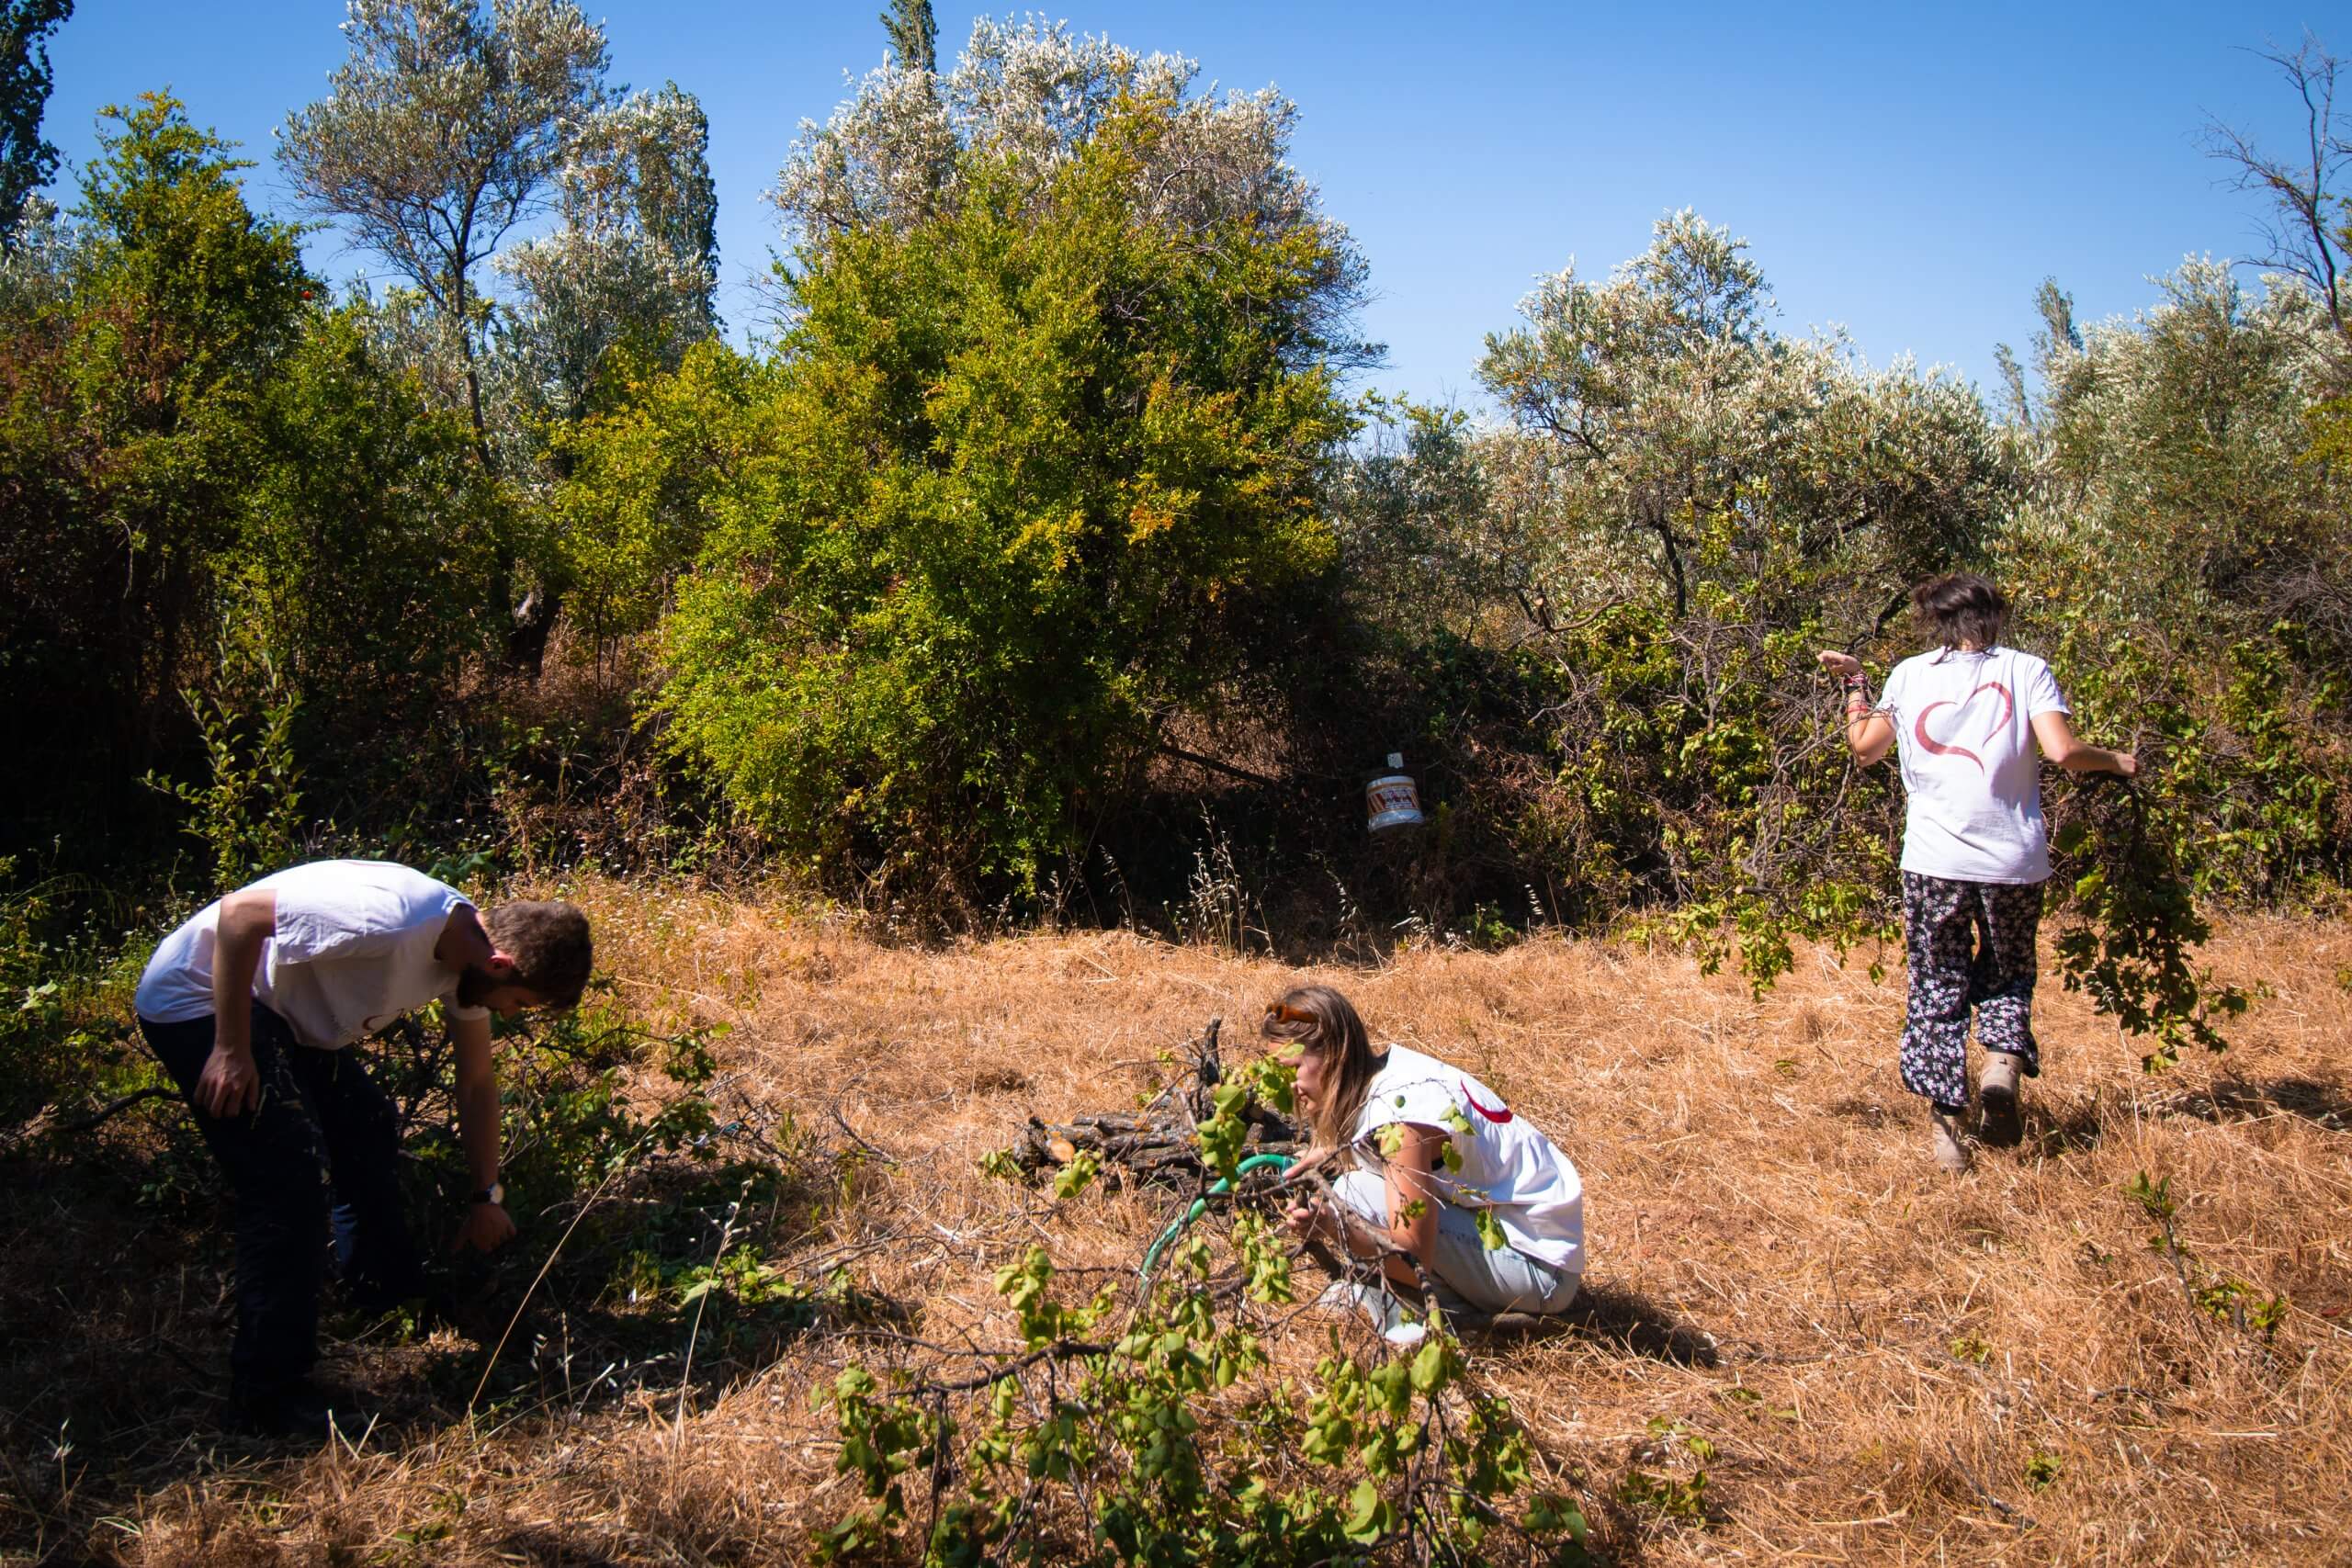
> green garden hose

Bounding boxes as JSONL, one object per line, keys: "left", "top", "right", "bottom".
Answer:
{"left": 1138, "top": 1151, "right": 1293, "bottom": 1281}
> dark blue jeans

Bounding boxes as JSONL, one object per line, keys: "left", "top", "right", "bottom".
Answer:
{"left": 138, "top": 1004, "right": 427, "bottom": 1394}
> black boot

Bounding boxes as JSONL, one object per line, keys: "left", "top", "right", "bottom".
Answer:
{"left": 229, "top": 1377, "right": 365, "bottom": 1440}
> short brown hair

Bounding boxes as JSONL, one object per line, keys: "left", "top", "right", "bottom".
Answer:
{"left": 1911, "top": 571, "right": 2008, "bottom": 652}
{"left": 484, "top": 900, "right": 594, "bottom": 1010}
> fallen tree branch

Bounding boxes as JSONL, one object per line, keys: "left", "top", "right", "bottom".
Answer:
{"left": 1154, "top": 743, "right": 1284, "bottom": 789}
{"left": 2, "top": 1086, "right": 179, "bottom": 1151}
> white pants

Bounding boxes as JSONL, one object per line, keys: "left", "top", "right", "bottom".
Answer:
{"left": 1331, "top": 1169, "right": 1581, "bottom": 1319}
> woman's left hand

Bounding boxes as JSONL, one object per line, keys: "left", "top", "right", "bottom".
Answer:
{"left": 1283, "top": 1199, "right": 1340, "bottom": 1247}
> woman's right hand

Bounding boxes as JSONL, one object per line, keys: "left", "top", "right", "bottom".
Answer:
{"left": 1816, "top": 649, "right": 1862, "bottom": 679}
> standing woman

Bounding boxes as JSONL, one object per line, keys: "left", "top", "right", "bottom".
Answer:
{"left": 1265, "top": 986, "right": 1583, "bottom": 1342}
{"left": 1818, "top": 573, "right": 2136, "bottom": 1172}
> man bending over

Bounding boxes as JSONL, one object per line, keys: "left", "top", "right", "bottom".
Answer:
{"left": 134, "top": 860, "right": 592, "bottom": 1435}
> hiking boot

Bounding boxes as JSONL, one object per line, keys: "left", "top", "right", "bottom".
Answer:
{"left": 1978, "top": 1051, "right": 2025, "bottom": 1147}
{"left": 1928, "top": 1108, "right": 1972, "bottom": 1174}
{"left": 229, "top": 1378, "right": 365, "bottom": 1441}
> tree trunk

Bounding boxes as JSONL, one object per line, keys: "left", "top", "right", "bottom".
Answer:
{"left": 442, "top": 256, "right": 556, "bottom": 677}
{"left": 507, "top": 585, "right": 560, "bottom": 678}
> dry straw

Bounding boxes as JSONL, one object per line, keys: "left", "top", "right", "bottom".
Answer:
{"left": 28, "top": 876, "right": 2352, "bottom": 1563}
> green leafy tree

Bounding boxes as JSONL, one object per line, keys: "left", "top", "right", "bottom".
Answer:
{"left": 1998, "top": 259, "right": 2350, "bottom": 912}
{"left": 774, "top": 15, "right": 1375, "bottom": 376}
{"left": 235, "top": 304, "right": 504, "bottom": 734}
{"left": 541, "top": 336, "right": 759, "bottom": 669}
{"left": 494, "top": 80, "right": 720, "bottom": 435}
{"left": 0, "top": 0, "right": 69, "bottom": 243}
{"left": 0, "top": 95, "right": 308, "bottom": 849}
{"left": 278, "top": 0, "right": 611, "bottom": 671}
{"left": 653, "top": 96, "right": 1356, "bottom": 897}
{"left": 879, "top": 0, "right": 935, "bottom": 73}
{"left": 1463, "top": 212, "right": 2006, "bottom": 978}
{"left": 0, "top": 94, "right": 503, "bottom": 869}
{"left": 278, "top": 0, "right": 611, "bottom": 460}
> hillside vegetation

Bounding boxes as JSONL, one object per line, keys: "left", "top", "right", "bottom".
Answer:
{"left": 4, "top": 8, "right": 2352, "bottom": 1563}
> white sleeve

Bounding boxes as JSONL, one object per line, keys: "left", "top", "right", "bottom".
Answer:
{"left": 1356, "top": 1074, "right": 1473, "bottom": 1163}
{"left": 1871, "top": 661, "right": 1901, "bottom": 716}
{"left": 2024, "top": 658, "right": 2068, "bottom": 717}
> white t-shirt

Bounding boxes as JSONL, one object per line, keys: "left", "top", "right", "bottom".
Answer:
{"left": 1875, "top": 646, "right": 2068, "bottom": 884}
{"left": 135, "top": 860, "right": 491, "bottom": 1049}
{"left": 1348, "top": 1044, "right": 1585, "bottom": 1273}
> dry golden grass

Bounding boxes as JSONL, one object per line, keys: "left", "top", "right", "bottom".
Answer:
{"left": 26, "top": 878, "right": 2352, "bottom": 1565}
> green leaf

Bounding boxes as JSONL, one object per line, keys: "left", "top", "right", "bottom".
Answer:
{"left": 1342, "top": 1478, "right": 1395, "bottom": 1544}
{"left": 1410, "top": 1337, "right": 1452, "bottom": 1394}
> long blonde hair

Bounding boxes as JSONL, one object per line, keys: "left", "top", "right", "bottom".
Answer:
{"left": 1260, "top": 984, "right": 1384, "bottom": 1154}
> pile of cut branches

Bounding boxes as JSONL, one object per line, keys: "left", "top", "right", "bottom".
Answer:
{"left": 1007, "top": 1015, "right": 1301, "bottom": 1188}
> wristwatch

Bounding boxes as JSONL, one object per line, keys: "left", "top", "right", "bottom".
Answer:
{"left": 469, "top": 1181, "right": 504, "bottom": 1207}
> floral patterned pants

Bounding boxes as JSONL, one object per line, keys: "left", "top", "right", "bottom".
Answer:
{"left": 1899, "top": 873, "right": 2044, "bottom": 1112}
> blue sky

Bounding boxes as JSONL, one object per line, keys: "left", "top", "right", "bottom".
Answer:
{"left": 40, "top": 1, "right": 2337, "bottom": 409}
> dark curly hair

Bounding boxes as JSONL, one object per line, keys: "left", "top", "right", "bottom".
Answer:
{"left": 1911, "top": 572, "right": 2008, "bottom": 653}
{"left": 483, "top": 900, "right": 594, "bottom": 1010}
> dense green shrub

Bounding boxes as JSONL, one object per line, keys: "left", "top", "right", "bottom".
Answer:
{"left": 0, "top": 95, "right": 508, "bottom": 874}
{"left": 1999, "top": 262, "right": 2350, "bottom": 905}
{"left": 0, "top": 95, "right": 308, "bottom": 848}
{"left": 650, "top": 98, "right": 1354, "bottom": 897}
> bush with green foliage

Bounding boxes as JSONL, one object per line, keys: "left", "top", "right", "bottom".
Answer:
{"left": 1311, "top": 217, "right": 2346, "bottom": 1057}
{"left": 650, "top": 96, "right": 1354, "bottom": 897}
{"left": 0, "top": 94, "right": 507, "bottom": 875}
{"left": 816, "top": 1060, "right": 1595, "bottom": 1566}
{"left": 1450, "top": 214, "right": 2010, "bottom": 987}
{"left": 541, "top": 337, "right": 763, "bottom": 664}
{"left": 0, "top": 94, "right": 308, "bottom": 844}
{"left": 1997, "top": 263, "right": 2349, "bottom": 908}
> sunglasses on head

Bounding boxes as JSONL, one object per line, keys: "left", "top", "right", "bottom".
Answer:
{"left": 1264, "top": 1001, "right": 1317, "bottom": 1026}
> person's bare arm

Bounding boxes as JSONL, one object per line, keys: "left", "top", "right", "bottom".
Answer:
{"left": 1284, "top": 1125, "right": 1448, "bottom": 1292}
{"left": 1816, "top": 650, "right": 1895, "bottom": 766}
{"left": 449, "top": 1009, "right": 516, "bottom": 1252}
{"left": 1373, "top": 1126, "right": 1447, "bottom": 1292}
{"left": 2030, "top": 710, "right": 2139, "bottom": 777}
{"left": 198, "top": 889, "right": 277, "bottom": 1117}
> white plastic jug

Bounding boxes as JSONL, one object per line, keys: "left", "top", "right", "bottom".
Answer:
{"left": 1365, "top": 753, "right": 1424, "bottom": 832}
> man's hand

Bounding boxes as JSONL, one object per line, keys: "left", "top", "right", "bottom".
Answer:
{"left": 453, "top": 1201, "right": 517, "bottom": 1254}
{"left": 1816, "top": 649, "right": 1862, "bottom": 679}
{"left": 196, "top": 1044, "right": 261, "bottom": 1118}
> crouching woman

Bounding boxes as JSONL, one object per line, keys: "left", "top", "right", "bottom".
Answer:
{"left": 1264, "top": 986, "right": 1583, "bottom": 1337}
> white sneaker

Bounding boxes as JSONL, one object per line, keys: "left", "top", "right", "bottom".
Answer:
{"left": 1317, "top": 1280, "right": 1428, "bottom": 1346}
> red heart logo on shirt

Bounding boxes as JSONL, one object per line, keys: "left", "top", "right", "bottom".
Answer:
{"left": 1461, "top": 1081, "right": 1512, "bottom": 1124}
{"left": 1914, "top": 682, "right": 2013, "bottom": 774}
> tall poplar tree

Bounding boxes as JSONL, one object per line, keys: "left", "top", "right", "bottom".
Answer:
{"left": 880, "top": 0, "right": 935, "bottom": 73}
{"left": 0, "top": 0, "right": 71, "bottom": 243}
